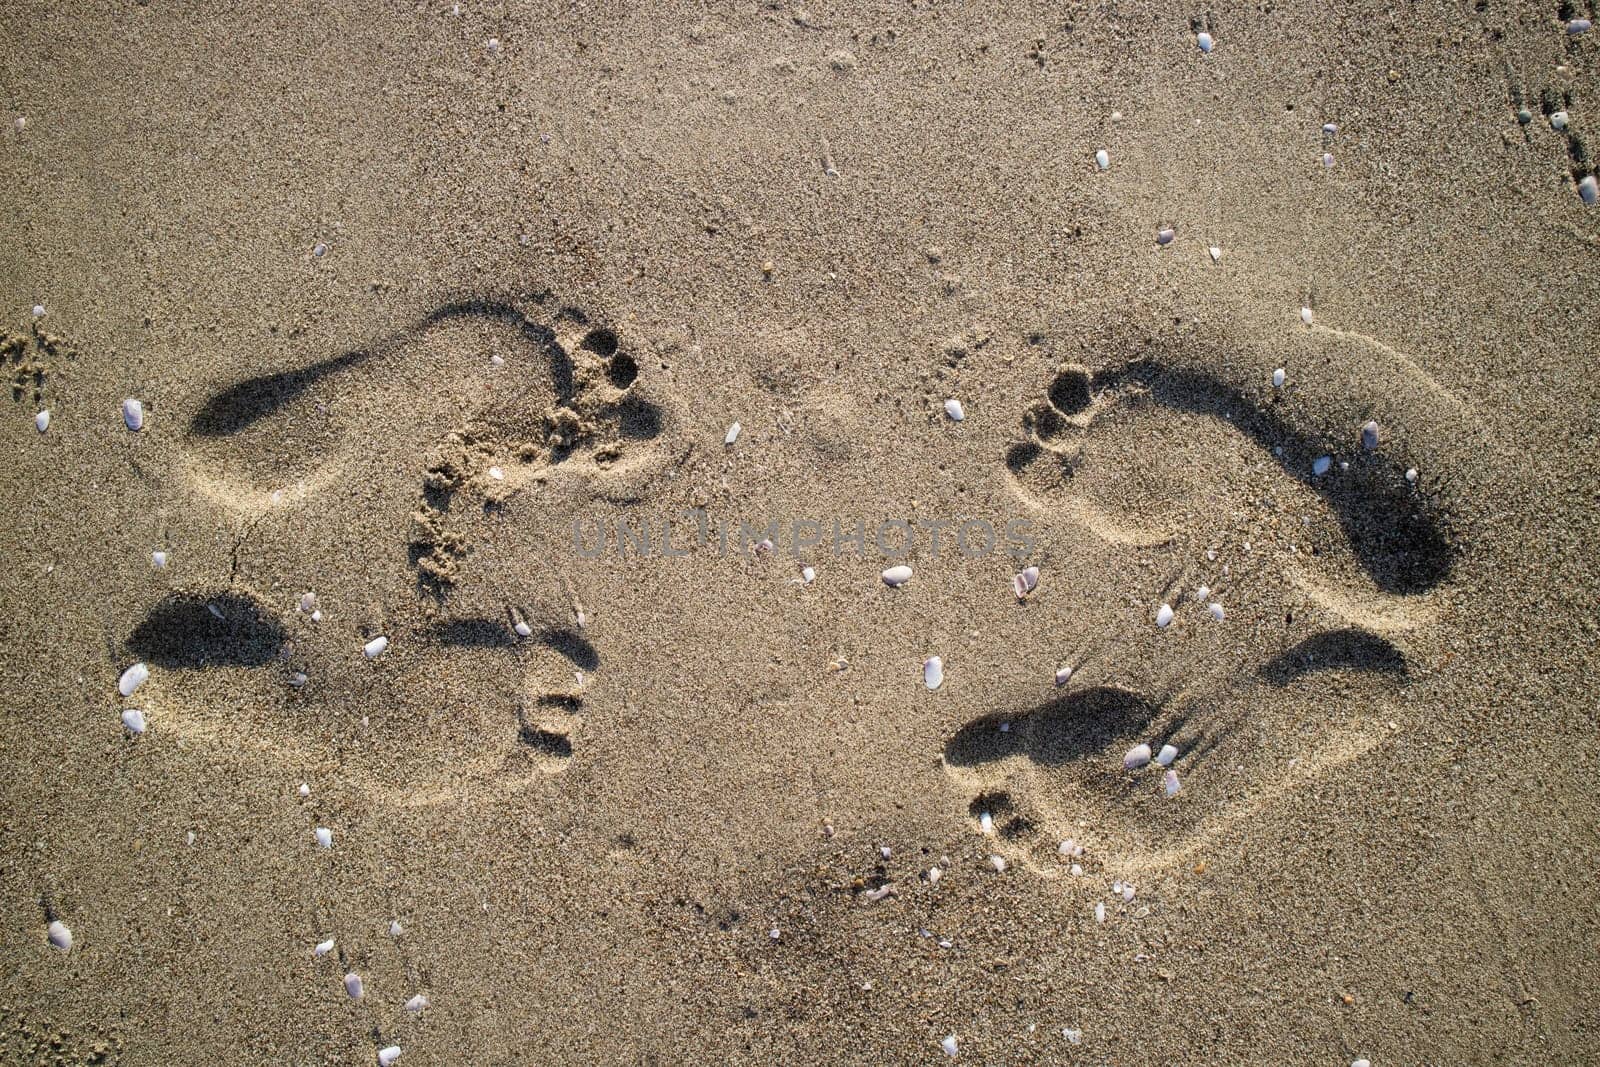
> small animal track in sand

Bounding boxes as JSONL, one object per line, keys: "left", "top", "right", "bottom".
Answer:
{"left": 967, "top": 338, "right": 1458, "bottom": 872}
{"left": 3, "top": 320, "right": 73, "bottom": 406}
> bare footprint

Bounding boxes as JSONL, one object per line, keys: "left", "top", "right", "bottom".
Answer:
{"left": 120, "top": 292, "right": 682, "bottom": 806}
{"left": 959, "top": 330, "right": 1462, "bottom": 874}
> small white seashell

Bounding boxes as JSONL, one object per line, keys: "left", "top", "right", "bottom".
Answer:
{"left": 1361, "top": 420, "right": 1381, "bottom": 451}
{"left": 1164, "top": 769, "right": 1182, "bottom": 797}
{"left": 940, "top": 1034, "right": 959, "bottom": 1058}
{"left": 344, "top": 972, "right": 364, "bottom": 998}
{"left": 1122, "top": 884, "right": 1136, "bottom": 903}
{"left": 47, "top": 920, "right": 72, "bottom": 951}
{"left": 1579, "top": 175, "right": 1597, "bottom": 206}
{"left": 32, "top": 303, "right": 45, "bottom": 317}
{"left": 1156, "top": 744, "right": 1178, "bottom": 767}
{"left": 989, "top": 854, "right": 1006, "bottom": 872}
{"left": 1070, "top": 863, "right": 1083, "bottom": 876}
{"left": 378, "top": 1047, "right": 402, "bottom": 1066}
{"left": 1094, "top": 902, "right": 1106, "bottom": 923}
{"left": 1323, "top": 122, "right": 1339, "bottom": 135}
{"left": 1112, "top": 880, "right": 1122, "bottom": 894}
{"left": 312, "top": 242, "right": 327, "bottom": 257}
{"left": 923, "top": 656, "right": 943, "bottom": 690}
{"left": 1196, "top": 31, "right": 1214, "bottom": 52}
{"left": 1300, "top": 306, "right": 1314, "bottom": 326}
{"left": 1012, "top": 566, "right": 1039, "bottom": 599}
{"left": 315, "top": 827, "right": 333, "bottom": 849}
{"left": 768, "top": 927, "right": 780, "bottom": 940}
{"left": 801, "top": 566, "right": 816, "bottom": 583}
{"left": 1054, "top": 664, "right": 1073, "bottom": 687}
{"left": 724, "top": 422, "right": 741, "bottom": 445}
{"left": 363, "top": 636, "right": 389, "bottom": 659}
{"left": 207, "top": 602, "right": 224, "bottom": 620}
{"left": 389, "top": 920, "right": 404, "bottom": 937}
{"left": 310, "top": 609, "right": 323, "bottom": 623}
{"left": 1405, "top": 467, "right": 1418, "bottom": 484}
{"left": 979, "top": 812, "right": 994, "bottom": 835}
{"left": 186, "top": 830, "right": 196, "bottom": 846}
{"left": 404, "top": 994, "right": 429, "bottom": 1012}
{"left": 121, "top": 708, "right": 146, "bottom": 735}
{"left": 1569, "top": 18, "right": 1592, "bottom": 33}
{"left": 1123, "top": 743, "right": 1152, "bottom": 770}
{"left": 1272, "top": 367, "right": 1285, "bottom": 388}
{"left": 485, "top": 36, "right": 500, "bottom": 52}
{"left": 1195, "top": 585, "right": 1210, "bottom": 602}
{"left": 488, "top": 466, "right": 504, "bottom": 480}
{"left": 490, "top": 354, "right": 505, "bottom": 366}
{"left": 513, "top": 619, "right": 532, "bottom": 638}
{"left": 1351, "top": 1061, "right": 1370, "bottom": 1067}
{"left": 122, "top": 398, "right": 144, "bottom": 431}
{"left": 1208, "top": 601, "right": 1225, "bottom": 621}
{"left": 943, "top": 398, "right": 965, "bottom": 421}
{"left": 1095, "top": 149, "right": 1110, "bottom": 171}
{"left": 881, "top": 564, "right": 913, "bottom": 586}
{"left": 314, "top": 938, "right": 335, "bottom": 956}
{"left": 879, "top": 845, "right": 892, "bottom": 859}
{"left": 1058, "top": 838, "right": 1076, "bottom": 857}
{"left": 34, "top": 410, "right": 49, "bottom": 432}
{"left": 298, "top": 782, "right": 310, "bottom": 797}
{"left": 1208, "top": 245, "right": 1221, "bottom": 262}
{"left": 1322, "top": 153, "right": 1335, "bottom": 168}
{"left": 1155, "top": 603, "right": 1174, "bottom": 628}
{"left": 1551, "top": 110, "right": 1569, "bottom": 131}
{"left": 151, "top": 550, "right": 168, "bottom": 569}
{"left": 118, "top": 662, "right": 149, "bottom": 697}
{"left": 1156, "top": 227, "right": 1175, "bottom": 245}
{"left": 1063, "top": 1028, "right": 1083, "bottom": 1045}
{"left": 926, "top": 866, "right": 942, "bottom": 884}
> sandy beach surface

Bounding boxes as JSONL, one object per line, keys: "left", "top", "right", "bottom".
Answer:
{"left": 3, "top": 2, "right": 1598, "bottom": 1063}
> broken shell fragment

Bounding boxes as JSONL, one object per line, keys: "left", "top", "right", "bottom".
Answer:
{"left": 378, "top": 1048, "right": 402, "bottom": 1067}
{"left": 923, "top": 655, "right": 943, "bottom": 690}
{"left": 1123, "top": 743, "right": 1152, "bottom": 770}
{"left": 34, "top": 410, "right": 49, "bottom": 432}
{"left": 1095, "top": 149, "right": 1110, "bottom": 171}
{"left": 121, "top": 709, "right": 147, "bottom": 735}
{"left": 1208, "top": 601, "right": 1226, "bottom": 622}
{"left": 404, "top": 994, "right": 429, "bottom": 1012}
{"left": 940, "top": 1035, "right": 959, "bottom": 1058}
{"left": 1361, "top": 420, "right": 1381, "bottom": 451}
{"left": 47, "top": 920, "right": 72, "bottom": 951}
{"left": 1164, "top": 769, "right": 1182, "bottom": 797}
{"left": 881, "top": 564, "right": 913, "bottom": 587}
{"left": 1156, "top": 227, "right": 1175, "bottom": 245}
{"left": 152, "top": 550, "right": 168, "bottom": 569}
{"left": 1208, "top": 245, "right": 1221, "bottom": 262}
{"left": 724, "top": 422, "right": 741, "bottom": 445}
{"left": 363, "top": 636, "right": 389, "bottom": 659}
{"left": 1156, "top": 744, "right": 1178, "bottom": 767}
{"left": 344, "top": 972, "right": 364, "bottom": 999}
{"left": 315, "top": 938, "right": 335, "bottom": 957}
{"left": 1313, "top": 455, "right": 1332, "bottom": 476}
{"left": 1094, "top": 902, "right": 1106, "bottom": 923}
{"left": 1054, "top": 665, "right": 1073, "bottom": 687}
{"left": 1196, "top": 31, "right": 1214, "bottom": 52}
{"left": 1579, "top": 175, "right": 1597, "bottom": 206}
{"left": 1272, "top": 368, "right": 1285, "bottom": 389}
{"left": 314, "top": 827, "right": 333, "bottom": 849}
{"left": 1300, "top": 306, "right": 1314, "bottom": 326}
{"left": 118, "top": 662, "right": 149, "bottom": 697}
{"left": 122, "top": 398, "right": 144, "bottom": 431}
{"left": 1013, "top": 566, "right": 1039, "bottom": 599}
{"left": 944, "top": 398, "right": 965, "bottom": 421}
{"left": 1155, "top": 604, "right": 1174, "bottom": 628}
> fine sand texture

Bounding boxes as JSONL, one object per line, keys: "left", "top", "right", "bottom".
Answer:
{"left": 3, "top": 2, "right": 1599, "bottom": 1063}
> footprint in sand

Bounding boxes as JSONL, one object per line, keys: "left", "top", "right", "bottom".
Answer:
{"left": 121, "top": 292, "right": 682, "bottom": 806}
{"left": 954, "top": 325, "right": 1464, "bottom": 875}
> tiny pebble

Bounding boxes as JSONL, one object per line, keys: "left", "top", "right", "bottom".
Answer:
{"left": 881, "top": 564, "right": 913, "bottom": 587}
{"left": 122, "top": 398, "right": 145, "bottom": 431}
{"left": 344, "top": 972, "right": 364, "bottom": 999}
{"left": 940, "top": 1035, "right": 959, "bottom": 1058}
{"left": 118, "top": 662, "right": 149, "bottom": 697}
{"left": 1164, "top": 769, "right": 1182, "bottom": 797}
{"left": 1361, "top": 420, "right": 1380, "bottom": 451}
{"left": 1156, "top": 743, "right": 1178, "bottom": 767}
{"left": 34, "top": 410, "right": 49, "bottom": 432}
{"left": 1124, "top": 743, "right": 1152, "bottom": 770}
{"left": 944, "top": 398, "right": 965, "bottom": 421}
{"left": 725, "top": 422, "right": 741, "bottom": 445}
{"left": 1518, "top": 107, "right": 1533, "bottom": 125}
{"left": 364, "top": 636, "right": 389, "bottom": 659}
{"left": 1272, "top": 368, "right": 1285, "bottom": 388}
{"left": 404, "top": 994, "right": 429, "bottom": 1012}
{"left": 1196, "top": 31, "right": 1214, "bottom": 52}
{"left": 1095, "top": 149, "right": 1110, "bottom": 171}
{"left": 1155, "top": 603, "right": 1174, "bottom": 628}
{"left": 1300, "top": 306, "right": 1314, "bottom": 326}
{"left": 1156, "top": 227, "right": 1175, "bottom": 245}
{"left": 378, "top": 1048, "right": 402, "bottom": 1067}
{"left": 312, "top": 242, "right": 327, "bottom": 258}
{"left": 314, "top": 938, "right": 335, "bottom": 956}
{"left": 315, "top": 827, "right": 333, "bottom": 849}
{"left": 121, "top": 708, "right": 147, "bottom": 735}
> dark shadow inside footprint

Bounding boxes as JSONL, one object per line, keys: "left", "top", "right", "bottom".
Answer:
{"left": 429, "top": 618, "right": 519, "bottom": 649}
{"left": 614, "top": 395, "right": 663, "bottom": 440}
{"left": 1258, "top": 629, "right": 1408, "bottom": 686}
{"left": 1093, "top": 360, "right": 1454, "bottom": 595}
{"left": 945, "top": 687, "right": 1160, "bottom": 770}
{"left": 516, "top": 725, "right": 573, "bottom": 759}
{"left": 189, "top": 350, "right": 369, "bottom": 437}
{"left": 126, "top": 592, "right": 287, "bottom": 668}
{"left": 538, "top": 629, "right": 599, "bottom": 671}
